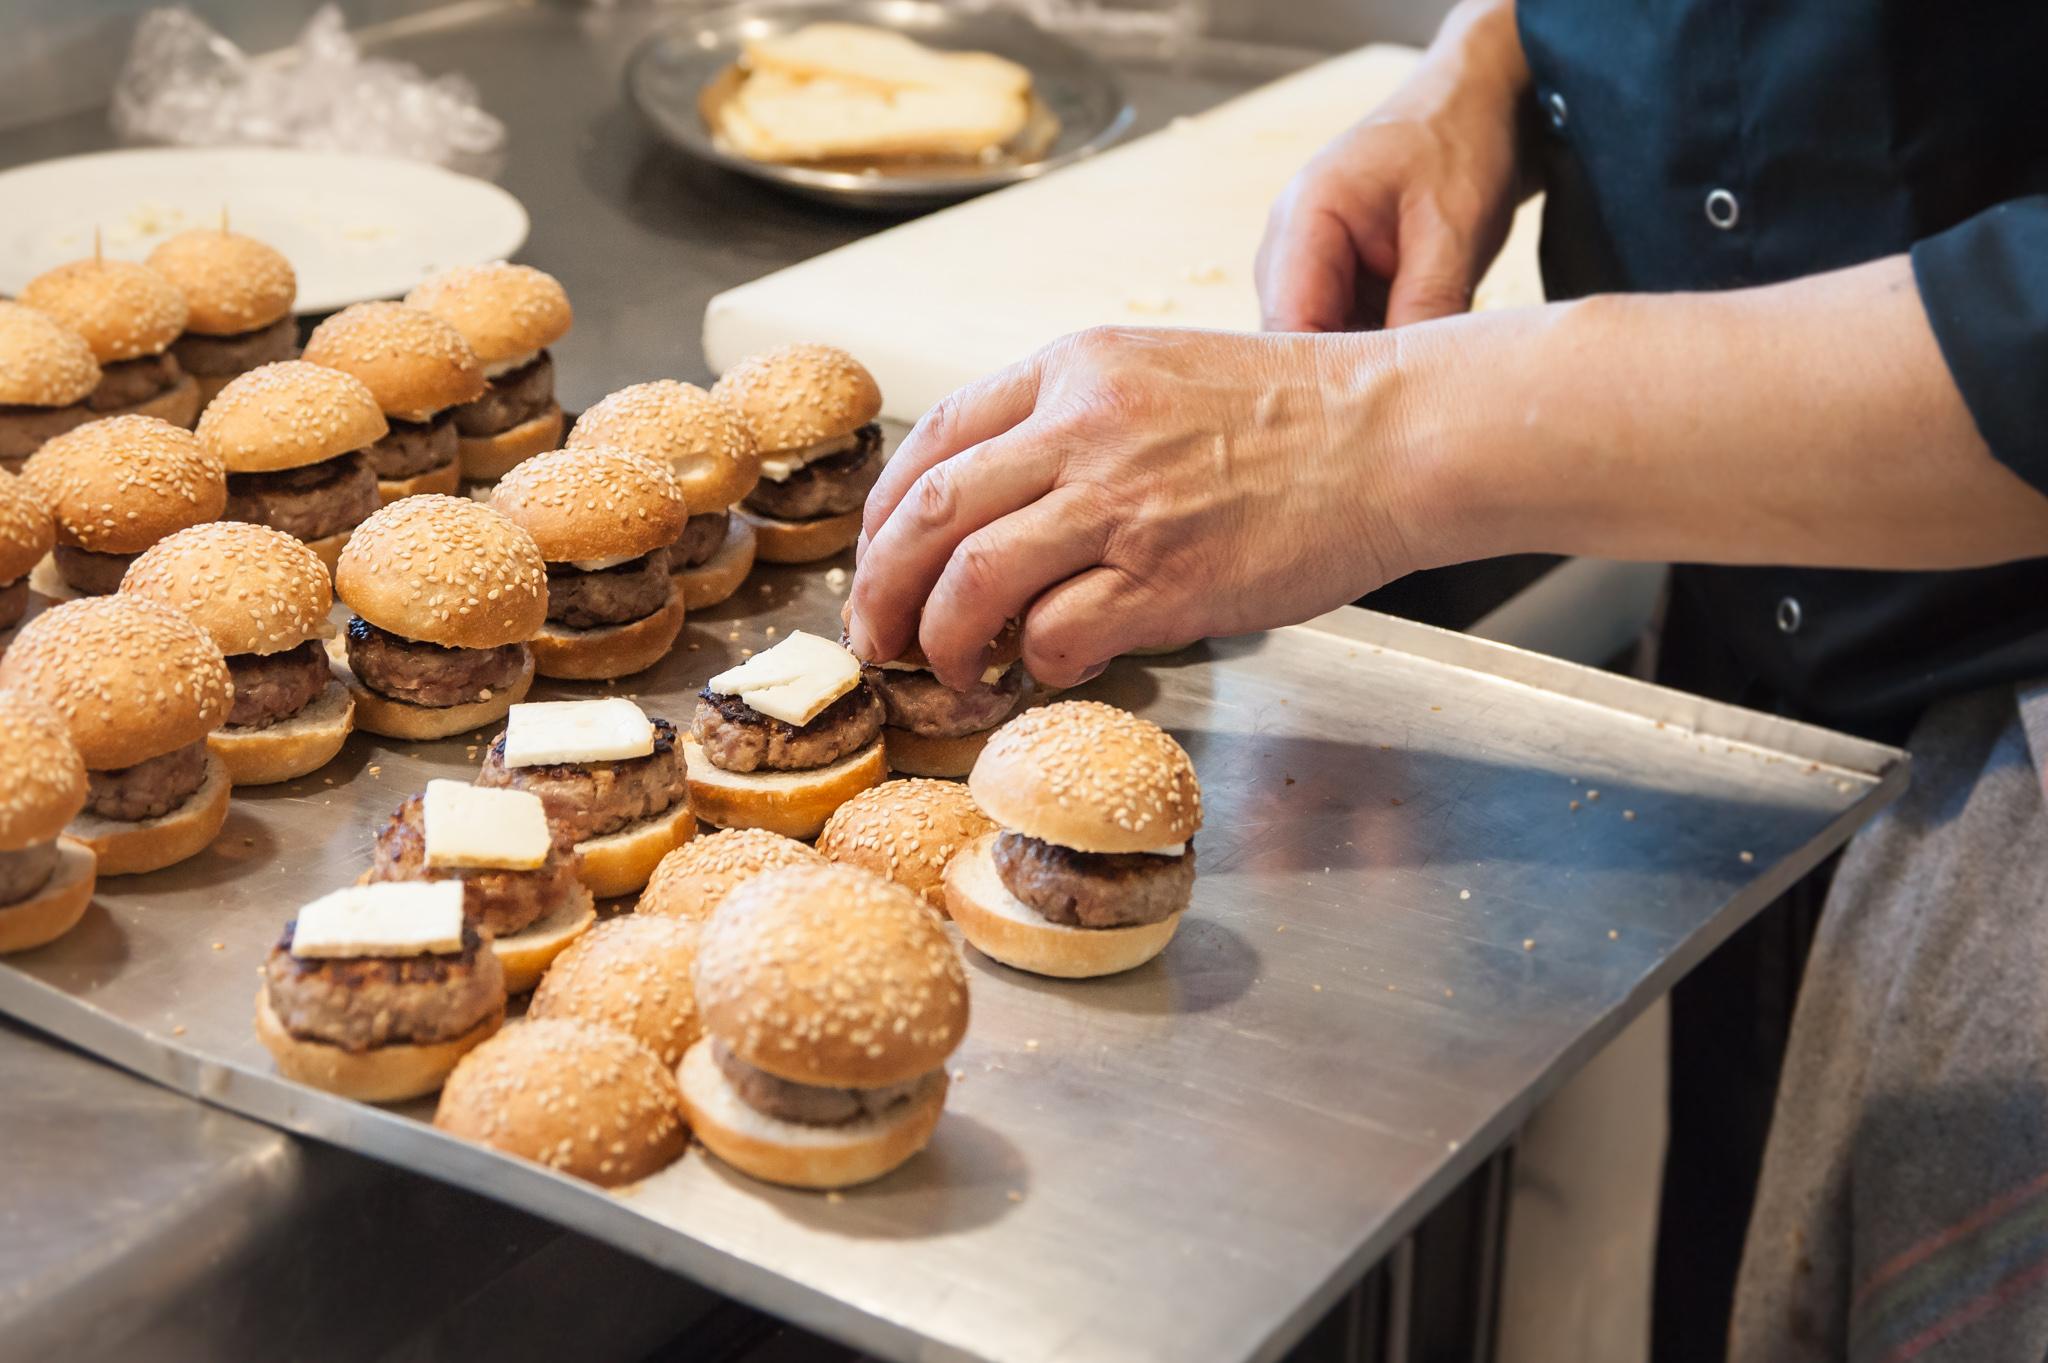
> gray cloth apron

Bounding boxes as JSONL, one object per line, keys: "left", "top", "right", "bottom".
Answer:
{"left": 1731, "top": 681, "right": 2048, "bottom": 1363}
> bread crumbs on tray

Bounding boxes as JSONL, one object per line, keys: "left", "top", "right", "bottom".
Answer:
{"left": 1569, "top": 800, "right": 1581, "bottom": 812}
{"left": 170, "top": 1025, "right": 186, "bottom": 1036}
{"left": 1623, "top": 809, "right": 1637, "bottom": 821}
{"left": 1740, "top": 850, "right": 1756, "bottom": 863}
{"left": 1608, "top": 929, "right": 1620, "bottom": 940}
{"left": 1522, "top": 938, "right": 1536, "bottom": 951}
{"left": 1459, "top": 889, "right": 1471, "bottom": 900}
{"left": 1007, "top": 1190, "right": 1024, "bottom": 1203}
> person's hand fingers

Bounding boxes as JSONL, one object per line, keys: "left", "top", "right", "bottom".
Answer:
{"left": 915, "top": 486, "right": 1110, "bottom": 689}
{"left": 1383, "top": 202, "right": 1477, "bottom": 328}
{"left": 862, "top": 358, "right": 1042, "bottom": 544}
{"left": 845, "top": 432, "right": 1059, "bottom": 662}
{"left": 1257, "top": 199, "right": 1367, "bottom": 333}
{"left": 1018, "top": 563, "right": 1173, "bottom": 689}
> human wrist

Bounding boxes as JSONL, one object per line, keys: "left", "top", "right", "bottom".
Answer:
{"left": 1410, "top": 0, "right": 1529, "bottom": 128}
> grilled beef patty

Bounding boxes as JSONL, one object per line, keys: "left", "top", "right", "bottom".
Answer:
{"left": 0, "top": 841, "right": 59, "bottom": 906}
{"left": 367, "top": 793, "right": 578, "bottom": 940}
{"left": 692, "top": 683, "right": 882, "bottom": 774}
{"left": 475, "top": 716, "right": 687, "bottom": 843}
{"left": 84, "top": 738, "right": 209, "bottom": 822}
{"left": 743, "top": 424, "right": 883, "bottom": 522}
{"left": 264, "top": 919, "right": 504, "bottom": 1053}
{"left": 712, "top": 1039, "right": 924, "bottom": 1127}
{"left": 225, "top": 450, "right": 378, "bottom": 543}
{"left": 991, "top": 831, "right": 1195, "bottom": 929}
{"left": 364, "top": 414, "right": 457, "bottom": 480}
{"left": 226, "top": 639, "right": 330, "bottom": 730}
{"left": 452, "top": 352, "right": 554, "bottom": 437}
{"left": 672, "top": 510, "right": 730, "bottom": 569}
{"left": 171, "top": 316, "right": 298, "bottom": 378}
{"left": 865, "top": 661, "right": 1026, "bottom": 739}
{"left": 544, "top": 549, "right": 672, "bottom": 630}
{"left": 344, "top": 616, "right": 526, "bottom": 709}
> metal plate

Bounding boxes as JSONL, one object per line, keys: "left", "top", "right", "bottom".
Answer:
{"left": 627, "top": 1, "right": 1135, "bottom": 210}
{"left": 0, "top": 515, "right": 1903, "bottom": 1363}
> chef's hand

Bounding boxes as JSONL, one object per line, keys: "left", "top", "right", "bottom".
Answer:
{"left": 1255, "top": 0, "right": 1528, "bottom": 333}
{"left": 846, "top": 326, "right": 1432, "bottom": 690}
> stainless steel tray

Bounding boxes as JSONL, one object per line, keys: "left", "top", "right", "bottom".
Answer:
{"left": 0, "top": 544, "right": 1904, "bottom": 1363}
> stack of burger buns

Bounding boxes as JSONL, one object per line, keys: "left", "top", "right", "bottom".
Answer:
{"left": 301, "top": 302, "right": 486, "bottom": 503}
{"left": 146, "top": 228, "right": 300, "bottom": 408}
{"left": 405, "top": 263, "right": 573, "bottom": 484}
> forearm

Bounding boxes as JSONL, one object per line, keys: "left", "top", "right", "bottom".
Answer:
{"left": 1415, "top": 0, "right": 1530, "bottom": 115}
{"left": 1374, "top": 253, "right": 2048, "bottom": 572}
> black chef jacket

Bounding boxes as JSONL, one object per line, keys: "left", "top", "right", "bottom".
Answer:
{"left": 1517, "top": 2, "right": 2048, "bottom": 741}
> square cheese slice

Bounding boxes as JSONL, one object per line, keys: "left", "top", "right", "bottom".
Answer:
{"left": 422, "top": 779, "right": 553, "bottom": 871}
{"left": 291, "top": 882, "right": 466, "bottom": 958}
{"left": 708, "top": 629, "right": 861, "bottom": 727}
{"left": 502, "top": 698, "right": 656, "bottom": 767}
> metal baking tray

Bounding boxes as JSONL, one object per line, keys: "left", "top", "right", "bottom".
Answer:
{"left": 0, "top": 540, "right": 1904, "bottom": 1363}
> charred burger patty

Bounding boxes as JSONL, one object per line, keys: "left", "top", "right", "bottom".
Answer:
{"left": 368, "top": 794, "right": 576, "bottom": 939}
{"left": 86, "top": 352, "right": 185, "bottom": 413}
{"left": 364, "top": 415, "right": 457, "bottom": 480}
{"left": 345, "top": 616, "right": 526, "bottom": 709}
{"left": 476, "top": 716, "right": 687, "bottom": 844}
{"left": 454, "top": 352, "right": 553, "bottom": 438}
{"left": 866, "top": 662, "right": 1026, "bottom": 739}
{"left": 226, "top": 638, "right": 331, "bottom": 730}
{"left": 545, "top": 549, "right": 672, "bottom": 630}
{"left": 991, "top": 831, "right": 1195, "bottom": 929}
{"left": 172, "top": 315, "right": 297, "bottom": 379}
{"left": 51, "top": 544, "right": 137, "bottom": 596}
{"left": 84, "top": 737, "right": 209, "bottom": 822}
{"left": 743, "top": 424, "right": 883, "bottom": 522}
{"left": 264, "top": 919, "right": 504, "bottom": 1053}
{"left": 0, "top": 841, "right": 58, "bottom": 905}
{"left": 226, "top": 451, "right": 379, "bottom": 543}
{"left": 693, "top": 683, "right": 883, "bottom": 773}
{"left": 712, "top": 1039, "right": 922, "bottom": 1127}
{"left": 0, "top": 577, "right": 27, "bottom": 630}
{"left": 672, "top": 510, "right": 730, "bottom": 569}
{"left": 0, "top": 403, "right": 95, "bottom": 466}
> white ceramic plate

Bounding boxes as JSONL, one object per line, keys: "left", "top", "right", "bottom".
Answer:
{"left": 0, "top": 147, "right": 529, "bottom": 314}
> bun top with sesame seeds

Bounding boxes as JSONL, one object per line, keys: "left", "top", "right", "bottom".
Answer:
{"left": 527, "top": 915, "right": 702, "bottom": 1067}
{"left": 196, "top": 361, "right": 388, "bottom": 474}
{"left": 0, "top": 689, "right": 88, "bottom": 852}
{"left": 0, "top": 302, "right": 100, "bottom": 408}
{"left": 121, "top": 521, "right": 333, "bottom": 658}
{"left": 488, "top": 446, "right": 687, "bottom": 564}
{"left": 636, "top": 826, "right": 824, "bottom": 923}
{"left": 18, "top": 258, "right": 188, "bottom": 363}
{"left": 568, "top": 380, "right": 761, "bottom": 512}
{"left": 0, "top": 469, "right": 55, "bottom": 585}
{"left": 404, "top": 262, "right": 571, "bottom": 366}
{"left": 0, "top": 595, "right": 232, "bottom": 770}
{"left": 710, "top": 344, "right": 880, "bottom": 455}
{"left": 335, "top": 494, "right": 548, "bottom": 649}
{"left": 22, "top": 416, "right": 226, "bottom": 554}
{"left": 969, "top": 701, "right": 1202, "bottom": 854}
{"left": 145, "top": 229, "right": 297, "bottom": 336}
{"left": 432, "top": 1017, "right": 688, "bottom": 1188}
{"left": 695, "top": 862, "right": 968, "bottom": 1088}
{"left": 301, "top": 302, "right": 485, "bottom": 422}
{"left": 818, "top": 778, "right": 994, "bottom": 911}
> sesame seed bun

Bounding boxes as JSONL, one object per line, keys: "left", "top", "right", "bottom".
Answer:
{"left": 677, "top": 1038, "right": 947, "bottom": 1191}
{"left": 0, "top": 596, "right": 232, "bottom": 770}
{"left": 146, "top": 230, "right": 297, "bottom": 336}
{"left": 434, "top": 1017, "right": 689, "bottom": 1187}
{"left": 0, "top": 689, "right": 88, "bottom": 851}
{"left": 256, "top": 986, "right": 503, "bottom": 1104}
{"left": 68, "top": 751, "right": 231, "bottom": 876}
{"left": 120, "top": 521, "right": 332, "bottom": 656}
{"left": 674, "top": 515, "right": 755, "bottom": 610}
{"left": 968, "top": 701, "right": 1202, "bottom": 853}
{"left": 572, "top": 802, "right": 698, "bottom": 900}
{"left": 944, "top": 831, "right": 1181, "bottom": 978}
{"left": 739, "top": 506, "right": 861, "bottom": 564}
{"left": 489, "top": 447, "right": 687, "bottom": 564}
{"left": 0, "top": 469, "right": 54, "bottom": 586}
{"left": 458, "top": 404, "right": 562, "bottom": 484}
{"left": 529, "top": 915, "right": 702, "bottom": 1066}
{"left": 375, "top": 457, "right": 462, "bottom": 505}
{"left": 818, "top": 778, "right": 994, "bottom": 913}
{"left": 335, "top": 494, "right": 548, "bottom": 648}
{"left": 301, "top": 302, "right": 485, "bottom": 422}
{"left": 568, "top": 381, "right": 762, "bottom": 512}
{"left": 207, "top": 680, "right": 354, "bottom": 786}
{"left": 0, "top": 302, "right": 100, "bottom": 408}
{"left": 695, "top": 862, "right": 968, "bottom": 1089}
{"left": 635, "top": 826, "right": 824, "bottom": 923}
{"left": 681, "top": 734, "right": 885, "bottom": 842}
{"left": 22, "top": 416, "right": 226, "bottom": 555}
{"left": 19, "top": 258, "right": 187, "bottom": 363}
{"left": 531, "top": 593, "right": 688, "bottom": 682}
{"left": 196, "top": 361, "right": 388, "bottom": 473}
{"left": 493, "top": 883, "right": 597, "bottom": 995}
{"left": 711, "top": 344, "right": 880, "bottom": 454}
{"left": 327, "top": 634, "right": 536, "bottom": 742}
{"left": 404, "top": 262, "right": 571, "bottom": 365}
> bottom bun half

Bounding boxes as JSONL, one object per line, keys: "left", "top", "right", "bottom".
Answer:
{"left": 675, "top": 515, "right": 756, "bottom": 610}
{"left": 256, "top": 987, "right": 503, "bottom": 1103}
{"left": 576, "top": 803, "right": 697, "bottom": 900}
{"left": 377, "top": 459, "right": 462, "bottom": 505}
{"left": 495, "top": 883, "right": 596, "bottom": 994}
{"left": 531, "top": 594, "right": 685, "bottom": 681}
{"left": 943, "top": 832, "right": 1181, "bottom": 979}
{"left": 739, "top": 508, "right": 860, "bottom": 565}
{"left": 209, "top": 679, "right": 355, "bottom": 785}
{"left": 69, "top": 753, "right": 231, "bottom": 876}
{"left": 883, "top": 724, "right": 994, "bottom": 779}
{"left": 681, "top": 737, "right": 884, "bottom": 842}
{"left": 330, "top": 639, "right": 535, "bottom": 741}
{"left": 459, "top": 404, "right": 563, "bottom": 484}
{"left": 0, "top": 839, "right": 96, "bottom": 954}
{"left": 678, "top": 1039, "right": 946, "bottom": 1190}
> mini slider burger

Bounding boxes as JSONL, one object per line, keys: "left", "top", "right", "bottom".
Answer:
{"left": 487, "top": 447, "right": 688, "bottom": 680}
{"left": 712, "top": 344, "right": 882, "bottom": 565}
{"left": 635, "top": 826, "right": 823, "bottom": 923}
{"left": 0, "top": 596, "right": 232, "bottom": 876}
{"left": 300, "top": 302, "right": 485, "bottom": 502}
{"left": 333, "top": 494, "right": 548, "bottom": 740}
{"left": 255, "top": 880, "right": 506, "bottom": 1102}
{"left": 847, "top": 602, "right": 1028, "bottom": 777}
{"left": 685, "top": 629, "right": 886, "bottom": 841}
{"left": 404, "top": 263, "right": 571, "bottom": 483}
{"left": 23, "top": 416, "right": 226, "bottom": 596}
{"left": 0, "top": 690, "right": 97, "bottom": 955}
{"left": 120, "top": 522, "right": 353, "bottom": 786}
{"left": 947, "top": 701, "right": 1202, "bottom": 978}
{"left": 818, "top": 778, "right": 995, "bottom": 914}
{"left": 567, "top": 380, "right": 761, "bottom": 609}
{"left": 0, "top": 470, "right": 54, "bottom": 636}
{"left": 365, "top": 779, "right": 594, "bottom": 994}
{"left": 146, "top": 228, "right": 299, "bottom": 407}
{"left": 475, "top": 697, "right": 696, "bottom": 899}
{"left": 196, "top": 361, "right": 386, "bottom": 571}
{"left": 681, "top": 863, "right": 968, "bottom": 1189}
{"left": 18, "top": 256, "right": 199, "bottom": 431}
{"left": 0, "top": 302, "right": 101, "bottom": 470}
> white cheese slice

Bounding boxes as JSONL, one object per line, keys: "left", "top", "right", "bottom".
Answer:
{"left": 290, "top": 882, "right": 466, "bottom": 959}
{"left": 422, "top": 779, "right": 553, "bottom": 871}
{"left": 709, "top": 629, "right": 861, "bottom": 726}
{"left": 502, "top": 698, "right": 656, "bottom": 767}
{"left": 569, "top": 552, "right": 640, "bottom": 571}
{"left": 757, "top": 431, "right": 859, "bottom": 482}
{"left": 483, "top": 349, "right": 538, "bottom": 379}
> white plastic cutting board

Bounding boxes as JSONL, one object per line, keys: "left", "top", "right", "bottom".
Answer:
{"left": 703, "top": 43, "right": 1545, "bottom": 420}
